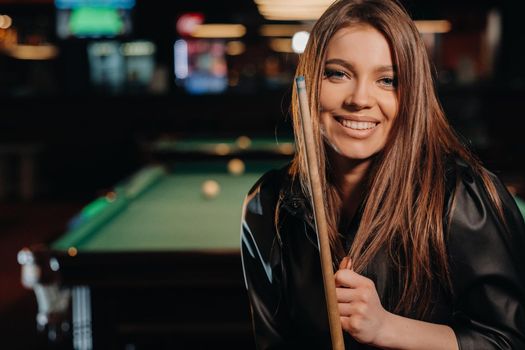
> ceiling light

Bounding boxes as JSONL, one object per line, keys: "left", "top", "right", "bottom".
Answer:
{"left": 226, "top": 41, "right": 245, "bottom": 56}
{"left": 191, "top": 24, "right": 246, "bottom": 39}
{"left": 254, "top": 0, "right": 333, "bottom": 21}
{"left": 260, "top": 24, "right": 312, "bottom": 37}
{"left": 415, "top": 20, "right": 452, "bottom": 34}
{"left": 292, "top": 31, "right": 309, "bottom": 53}
{"left": 3, "top": 44, "right": 59, "bottom": 60}
{"left": 269, "top": 38, "right": 293, "bottom": 53}
{"left": 0, "top": 15, "right": 13, "bottom": 29}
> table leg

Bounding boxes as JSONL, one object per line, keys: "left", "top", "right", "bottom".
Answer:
{"left": 72, "top": 286, "right": 93, "bottom": 350}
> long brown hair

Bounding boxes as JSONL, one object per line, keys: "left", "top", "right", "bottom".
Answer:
{"left": 290, "top": 0, "right": 504, "bottom": 317}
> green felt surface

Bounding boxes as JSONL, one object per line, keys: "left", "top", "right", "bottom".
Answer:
{"left": 52, "top": 160, "right": 286, "bottom": 252}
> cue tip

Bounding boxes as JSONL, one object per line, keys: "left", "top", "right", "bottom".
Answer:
{"left": 295, "top": 76, "right": 306, "bottom": 89}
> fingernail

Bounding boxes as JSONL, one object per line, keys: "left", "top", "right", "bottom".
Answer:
{"left": 339, "top": 256, "right": 349, "bottom": 269}
{"left": 346, "top": 258, "right": 353, "bottom": 270}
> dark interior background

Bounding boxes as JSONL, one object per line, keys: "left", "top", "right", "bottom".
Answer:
{"left": 1, "top": 0, "right": 524, "bottom": 348}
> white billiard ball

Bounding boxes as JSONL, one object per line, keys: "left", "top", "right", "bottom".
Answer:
{"left": 227, "top": 158, "right": 245, "bottom": 176}
{"left": 236, "top": 136, "right": 252, "bottom": 150}
{"left": 201, "top": 180, "right": 220, "bottom": 199}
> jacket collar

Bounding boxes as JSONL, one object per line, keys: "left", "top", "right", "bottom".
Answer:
{"left": 277, "top": 166, "right": 316, "bottom": 230}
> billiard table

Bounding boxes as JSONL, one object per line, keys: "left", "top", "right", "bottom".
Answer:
{"left": 18, "top": 158, "right": 289, "bottom": 349}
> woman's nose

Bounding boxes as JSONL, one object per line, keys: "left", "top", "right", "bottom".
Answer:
{"left": 344, "top": 81, "right": 372, "bottom": 110}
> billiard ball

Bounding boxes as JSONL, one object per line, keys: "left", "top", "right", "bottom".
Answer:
{"left": 227, "top": 158, "right": 245, "bottom": 176}
{"left": 214, "top": 143, "right": 231, "bottom": 155}
{"left": 236, "top": 136, "right": 251, "bottom": 150}
{"left": 278, "top": 142, "right": 295, "bottom": 155}
{"left": 202, "top": 180, "right": 220, "bottom": 199}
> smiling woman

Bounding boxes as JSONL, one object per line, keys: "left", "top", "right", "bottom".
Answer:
{"left": 241, "top": 0, "right": 525, "bottom": 349}
{"left": 320, "top": 24, "right": 398, "bottom": 161}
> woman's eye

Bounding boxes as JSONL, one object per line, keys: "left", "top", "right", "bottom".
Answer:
{"left": 324, "top": 68, "right": 347, "bottom": 80}
{"left": 379, "top": 77, "right": 397, "bottom": 88}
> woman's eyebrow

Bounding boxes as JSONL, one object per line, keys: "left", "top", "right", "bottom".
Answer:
{"left": 325, "top": 58, "right": 397, "bottom": 73}
{"left": 325, "top": 58, "right": 354, "bottom": 71}
{"left": 375, "top": 65, "right": 397, "bottom": 74}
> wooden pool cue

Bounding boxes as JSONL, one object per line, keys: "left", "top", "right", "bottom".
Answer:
{"left": 295, "top": 76, "right": 345, "bottom": 350}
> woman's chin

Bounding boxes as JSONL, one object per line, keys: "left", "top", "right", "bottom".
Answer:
{"left": 326, "top": 148, "right": 378, "bottom": 170}
{"left": 333, "top": 146, "right": 379, "bottom": 162}
{"left": 323, "top": 138, "right": 382, "bottom": 163}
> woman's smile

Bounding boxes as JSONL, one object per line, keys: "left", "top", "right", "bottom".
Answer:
{"left": 335, "top": 115, "right": 381, "bottom": 138}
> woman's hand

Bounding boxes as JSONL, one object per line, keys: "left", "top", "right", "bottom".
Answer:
{"left": 335, "top": 257, "right": 390, "bottom": 345}
{"left": 335, "top": 258, "right": 459, "bottom": 349}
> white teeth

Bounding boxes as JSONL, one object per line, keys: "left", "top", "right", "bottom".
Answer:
{"left": 339, "top": 119, "right": 377, "bottom": 130}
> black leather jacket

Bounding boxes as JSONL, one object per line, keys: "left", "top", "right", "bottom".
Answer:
{"left": 241, "top": 160, "right": 525, "bottom": 349}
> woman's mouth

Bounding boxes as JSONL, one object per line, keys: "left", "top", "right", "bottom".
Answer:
{"left": 336, "top": 117, "right": 379, "bottom": 130}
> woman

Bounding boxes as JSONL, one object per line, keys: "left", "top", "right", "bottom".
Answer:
{"left": 241, "top": 0, "right": 525, "bottom": 349}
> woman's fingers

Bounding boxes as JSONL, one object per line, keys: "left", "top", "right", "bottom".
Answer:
{"left": 339, "top": 256, "right": 353, "bottom": 270}
{"left": 339, "top": 256, "right": 349, "bottom": 269}
{"left": 336, "top": 286, "right": 356, "bottom": 302}
{"left": 345, "top": 257, "right": 353, "bottom": 270}
{"left": 336, "top": 265, "right": 386, "bottom": 345}
{"left": 336, "top": 286, "right": 374, "bottom": 305}
{"left": 334, "top": 268, "right": 374, "bottom": 289}
{"left": 338, "top": 301, "right": 368, "bottom": 317}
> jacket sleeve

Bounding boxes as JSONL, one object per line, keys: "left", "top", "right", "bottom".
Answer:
{"left": 448, "top": 165, "right": 525, "bottom": 349}
{"left": 240, "top": 170, "right": 290, "bottom": 349}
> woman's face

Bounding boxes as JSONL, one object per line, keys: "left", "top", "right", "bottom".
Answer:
{"left": 320, "top": 24, "right": 399, "bottom": 161}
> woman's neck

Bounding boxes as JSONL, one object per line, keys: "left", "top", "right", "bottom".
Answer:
{"left": 331, "top": 154, "right": 372, "bottom": 219}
